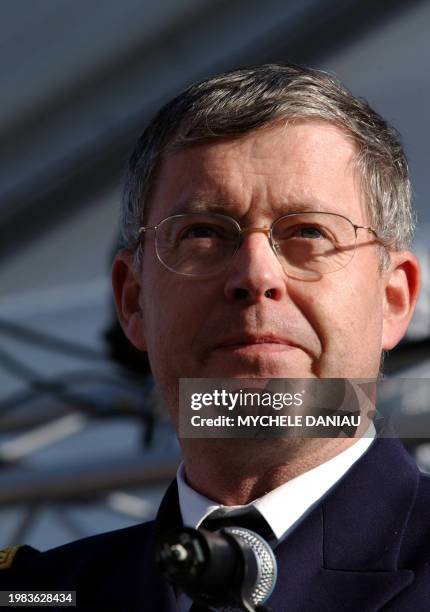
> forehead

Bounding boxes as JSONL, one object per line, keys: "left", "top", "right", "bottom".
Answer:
{"left": 148, "top": 120, "right": 364, "bottom": 223}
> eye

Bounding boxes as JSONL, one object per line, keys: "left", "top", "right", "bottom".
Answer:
{"left": 277, "top": 224, "right": 329, "bottom": 240}
{"left": 180, "top": 223, "right": 221, "bottom": 239}
{"left": 295, "top": 225, "right": 325, "bottom": 239}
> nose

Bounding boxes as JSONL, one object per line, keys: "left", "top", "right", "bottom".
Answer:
{"left": 223, "top": 231, "right": 288, "bottom": 303}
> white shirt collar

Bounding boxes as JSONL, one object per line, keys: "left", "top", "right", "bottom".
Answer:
{"left": 177, "top": 425, "right": 375, "bottom": 543}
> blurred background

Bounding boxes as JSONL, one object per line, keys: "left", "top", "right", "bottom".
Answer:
{"left": 1, "top": 0, "right": 429, "bottom": 551}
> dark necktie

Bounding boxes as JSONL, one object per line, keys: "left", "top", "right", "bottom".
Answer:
{"left": 189, "top": 508, "right": 276, "bottom": 611}
{"left": 155, "top": 483, "right": 275, "bottom": 611}
{"left": 200, "top": 506, "right": 276, "bottom": 543}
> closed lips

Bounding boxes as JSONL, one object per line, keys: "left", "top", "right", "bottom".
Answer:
{"left": 215, "top": 335, "right": 300, "bottom": 349}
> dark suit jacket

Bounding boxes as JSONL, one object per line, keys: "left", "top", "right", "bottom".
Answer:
{"left": 2, "top": 437, "right": 430, "bottom": 611}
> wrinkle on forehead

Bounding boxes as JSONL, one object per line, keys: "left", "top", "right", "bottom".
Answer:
{"left": 184, "top": 119, "right": 358, "bottom": 170}
{"left": 151, "top": 120, "right": 365, "bottom": 225}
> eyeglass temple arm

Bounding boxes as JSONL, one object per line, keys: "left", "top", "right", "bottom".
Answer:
{"left": 138, "top": 226, "right": 158, "bottom": 234}
{"left": 354, "top": 224, "right": 380, "bottom": 238}
{"left": 136, "top": 226, "right": 157, "bottom": 250}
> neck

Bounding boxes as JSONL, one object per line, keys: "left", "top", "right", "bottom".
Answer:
{"left": 181, "top": 437, "right": 360, "bottom": 505}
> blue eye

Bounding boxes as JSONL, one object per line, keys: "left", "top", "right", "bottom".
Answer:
{"left": 276, "top": 224, "right": 327, "bottom": 240}
{"left": 296, "top": 226, "right": 324, "bottom": 239}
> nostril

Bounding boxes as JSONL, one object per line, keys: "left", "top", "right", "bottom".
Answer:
{"left": 232, "top": 287, "right": 278, "bottom": 301}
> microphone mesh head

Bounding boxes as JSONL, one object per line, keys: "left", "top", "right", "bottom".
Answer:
{"left": 213, "top": 526, "right": 277, "bottom": 611}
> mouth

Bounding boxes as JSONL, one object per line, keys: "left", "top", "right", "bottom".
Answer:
{"left": 205, "top": 331, "right": 312, "bottom": 377}
{"left": 214, "top": 335, "right": 301, "bottom": 354}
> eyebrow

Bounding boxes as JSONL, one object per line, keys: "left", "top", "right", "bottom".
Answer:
{"left": 171, "top": 199, "right": 232, "bottom": 215}
{"left": 171, "top": 198, "right": 338, "bottom": 216}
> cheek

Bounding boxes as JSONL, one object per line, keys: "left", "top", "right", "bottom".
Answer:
{"left": 290, "top": 271, "right": 384, "bottom": 374}
{"left": 141, "top": 269, "right": 209, "bottom": 356}
{"left": 322, "top": 280, "right": 383, "bottom": 371}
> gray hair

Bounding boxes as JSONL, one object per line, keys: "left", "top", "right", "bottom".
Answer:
{"left": 120, "top": 63, "right": 415, "bottom": 267}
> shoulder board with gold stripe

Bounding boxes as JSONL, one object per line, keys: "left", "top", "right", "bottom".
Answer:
{"left": 0, "top": 545, "right": 40, "bottom": 570}
{"left": 0, "top": 546, "right": 21, "bottom": 570}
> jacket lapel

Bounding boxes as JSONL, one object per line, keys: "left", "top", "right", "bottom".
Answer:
{"left": 268, "top": 438, "right": 419, "bottom": 611}
{"left": 135, "top": 480, "right": 181, "bottom": 612}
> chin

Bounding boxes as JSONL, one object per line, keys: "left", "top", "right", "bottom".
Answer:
{"left": 204, "top": 355, "right": 313, "bottom": 379}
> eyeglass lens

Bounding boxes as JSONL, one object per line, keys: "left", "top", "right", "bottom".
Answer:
{"left": 155, "top": 212, "right": 357, "bottom": 279}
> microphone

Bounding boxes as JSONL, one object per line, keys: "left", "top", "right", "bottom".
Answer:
{"left": 155, "top": 526, "right": 277, "bottom": 611}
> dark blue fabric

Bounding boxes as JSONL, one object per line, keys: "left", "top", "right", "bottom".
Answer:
{"left": 2, "top": 438, "right": 430, "bottom": 611}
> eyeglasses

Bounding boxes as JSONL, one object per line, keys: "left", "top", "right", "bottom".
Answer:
{"left": 138, "top": 211, "right": 380, "bottom": 280}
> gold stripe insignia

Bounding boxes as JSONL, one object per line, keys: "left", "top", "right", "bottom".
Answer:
{"left": 0, "top": 546, "right": 20, "bottom": 569}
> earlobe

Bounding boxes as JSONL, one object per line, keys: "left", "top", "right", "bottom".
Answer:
{"left": 381, "top": 250, "right": 421, "bottom": 351}
{"left": 111, "top": 249, "right": 147, "bottom": 351}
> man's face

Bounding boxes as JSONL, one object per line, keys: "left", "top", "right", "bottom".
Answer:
{"left": 128, "top": 121, "right": 393, "bottom": 413}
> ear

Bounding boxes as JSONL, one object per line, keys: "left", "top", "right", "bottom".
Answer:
{"left": 111, "top": 249, "right": 146, "bottom": 351}
{"left": 382, "top": 250, "right": 421, "bottom": 351}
